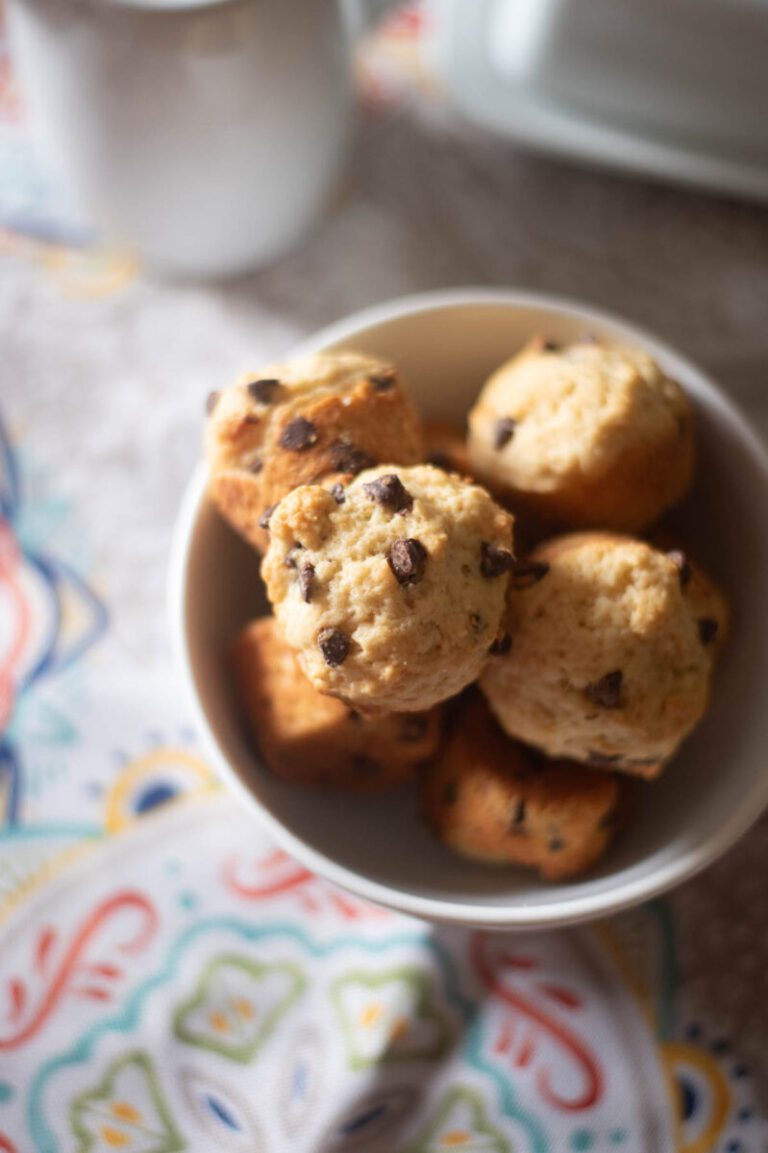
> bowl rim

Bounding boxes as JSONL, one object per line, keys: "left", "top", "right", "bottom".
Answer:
{"left": 169, "top": 285, "right": 768, "bottom": 928}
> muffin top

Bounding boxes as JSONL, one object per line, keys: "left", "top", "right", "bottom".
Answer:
{"left": 206, "top": 350, "right": 424, "bottom": 551}
{"left": 262, "top": 464, "right": 515, "bottom": 712}
{"left": 480, "top": 532, "right": 727, "bottom": 770}
{"left": 467, "top": 337, "right": 694, "bottom": 531}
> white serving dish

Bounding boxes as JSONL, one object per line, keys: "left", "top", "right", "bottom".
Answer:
{"left": 169, "top": 288, "right": 768, "bottom": 928}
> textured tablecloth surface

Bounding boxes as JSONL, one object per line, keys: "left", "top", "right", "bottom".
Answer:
{"left": 2, "top": 6, "right": 768, "bottom": 1152}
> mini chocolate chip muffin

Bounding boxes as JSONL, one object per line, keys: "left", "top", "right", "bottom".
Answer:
{"left": 467, "top": 337, "right": 694, "bottom": 532}
{"left": 206, "top": 351, "right": 424, "bottom": 552}
{"left": 261, "top": 464, "right": 515, "bottom": 713}
{"left": 423, "top": 694, "right": 626, "bottom": 880}
{"left": 480, "top": 533, "right": 728, "bottom": 775}
{"left": 232, "top": 617, "right": 443, "bottom": 790}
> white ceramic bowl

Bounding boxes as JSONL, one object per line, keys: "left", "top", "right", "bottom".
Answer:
{"left": 169, "top": 289, "right": 768, "bottom": 928}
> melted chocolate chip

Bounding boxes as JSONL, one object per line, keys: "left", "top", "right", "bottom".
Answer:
{"left": 668, "top": 549, "right": 693, "bottom": 589}
{"left": 318, "top": 627, "right": 350, "bottom": 667}
{"left": 698, "top": 617, "right": 719, "bottom": 645}
{"left": 205, "top": 390, "right": 221, "bottom": 415}
{"left": 298, "top": 562, "right": 315, "bottom": 603}
{"left": 258, "top": 503, "right": 278, "bottom": 530}
{"left": 493, "top": 417, "right": 517, "bottom": 450}
{"left": 400, "top": 715, "right": 428, "bottom": 743}
{"left": 480, "top": 542, "right": 515, "bottom": 579}
{"left": 543, "top": 340, "right": 560, "bottom": 352}
{"left": 442, "top": 781, "right": 458, "bottom": 806}
{"left": 548, "top": 835, "right": 565, "bottom": 852}
{"left": 509, "top": 799, "right": 526, "bottom": 832}
{"left": 587, "top": 750, "right": 622, "bottom": 766}
{"left": 347, "top": 707, "right": 362, "bottom": 723}
{"left": 468, "top": 613, "right": 483, "bottom": 635}
{"left": 248, "top": 458, "right": 263, "bottom": 474}
{"left": 279, "top": 417, "right": 318, "bottom": 451}
{"left": 330, "top": 482, "right": 346, "bottom": 504}
{"left": 387, "top": 538, "right": 428, "bottom": 586}
{"left": 489, "top": 632, "right": 512, "bottom": 656}
{"left": 330, "top": 440, "right": 377, "bottom": 475}
{"left": 362, "top": 473, "right": 413, "bottom": 514}
{"left": 247, "top": 377, "right": 281, "bottom": 404}
{"left": 369, "top": 369, "right": 397, "bottom": 392}
{"left": 585, "top": 670, "right": 623, "bottom": 709}
{"left": 510, "top": 559, "right": 550, "bottom": 589}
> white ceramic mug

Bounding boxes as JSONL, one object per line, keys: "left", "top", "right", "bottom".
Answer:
{"left": 6, "top": 0, "right": 395, "bottom": 277}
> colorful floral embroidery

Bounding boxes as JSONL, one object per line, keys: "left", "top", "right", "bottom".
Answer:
{"left": 407, "top": 1087, "right": 511, "bottom": 1153}
{"left": 331, "top": 966, "right": 453, "bottom": 1070}
{"left": 70, "top": 1052, "right": 183, "bottom": 1153}
{"left": 173, "top": 954, "right": 305, "bottom": 1063}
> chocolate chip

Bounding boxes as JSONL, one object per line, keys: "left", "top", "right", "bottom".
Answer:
{"left": 352, "top": 754, "right": 380, "bottom": 776}
{"left": 599, "top": 809, "right": 619, "bottom": 830}
{"left": 698, "top": 617, "right": 719, "bottom": 645}
{"left": 318, "top": 627, "right": 350, "bottom": 667}
{"left": 509, "top": 799, "right": 526, "bottom": 832}
{"left": 489, "top": 632, "right": 512, "bottom": 656}
{"left": 400, "top": 715, "right": 428, "bottom": 742}
{"left": 363, "top": 473, "right": 413, "bottom": 514}
{"left": 369, "top": 369, "right": 397, "bottom": 392}
{"left": 442, "top": 781, "right": 458, "bottom": 806}
{"left": 298, "top": 562, "right": 315, "bottom": 603}
{"left": 205, "top": 390, "right": 221, "bottom": 415}
{"left": 588, "top": 750, "right": 622, "bottom": 766}
{"left": 284, "top": 544, "right": 304, "bottom": 569}
{"left": 247, "top": 377, "right": 281, "bottom": 404}
{"left": 279, "top": 417, "right": 318, "bottom": 452}
{"left": 330, "top": 482, "right": 346, "bottom": 504}
{"left": 493, "top": 417, "right": 517, "bottom": 450}
{"left": 510, "top": 559, "right": 550, "bottom": 589}
{"left": 387, "top": 538, "right": 428, "bottom": 586}
{"left": 258, "top": 503, "right": 278, "bottom": 530}
{"left": 248, "top": 458, "right": 263, "bottom": 474}
{"left": 480, "top": 542, "right": 515, "bottom": 579}
{"left": 468, "top": 613, "right": 483, "bottom": 635}
{"left": 543, "top": 340, "right": 559, "bottom": 352}
{"left": 347, "top": 707, "right": 362, "bottom": 723}
{"left": 668, "top": 549, "right": 693, "bottom": 589}
{"left": 585, "top": 670, "right": 623, "bottom": 709}
{"left": 548, "top": 835, "right": 565, "bottom": 852}
{"left": 330, "top": 440, "right": 377, "bottom": 475}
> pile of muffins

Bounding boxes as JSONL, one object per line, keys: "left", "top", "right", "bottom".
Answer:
{"left": 205, "top": 337, "right": 728, "bottom": 881}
